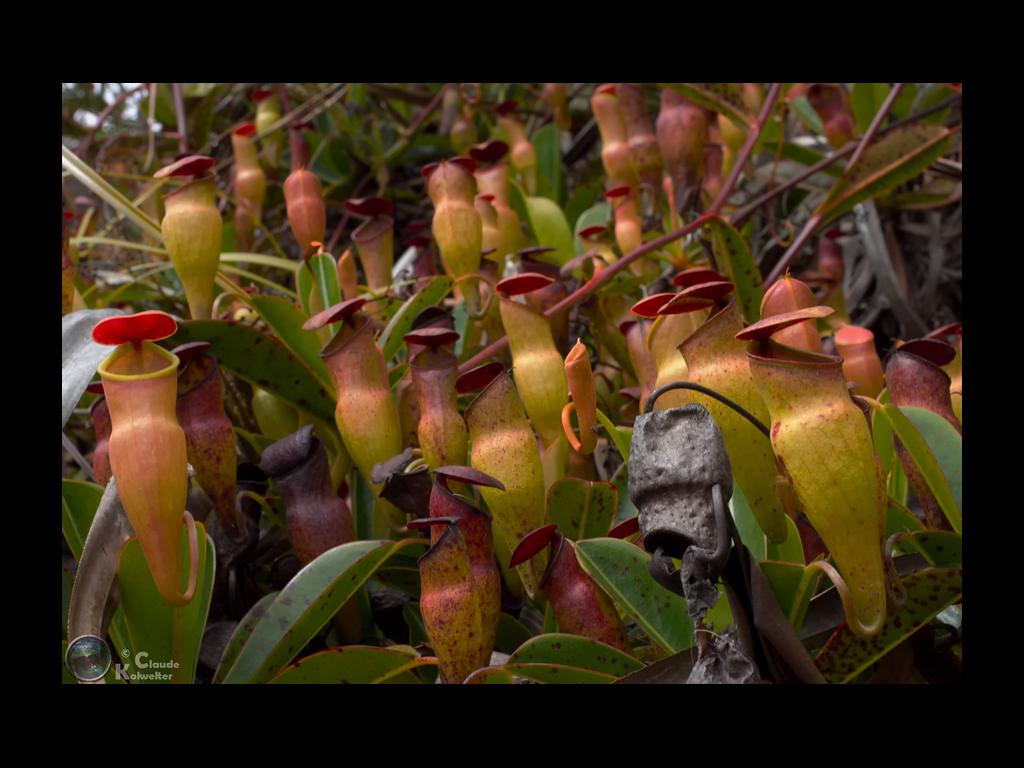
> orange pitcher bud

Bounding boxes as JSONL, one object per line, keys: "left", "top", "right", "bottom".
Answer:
{"left": 231, "top": 123, "right": 266, "bottom": 252}
{"left": 284, "top": 125, "right": 326, "bottom": 259}
{"left": 591, "top": 84, "right": 639, "bottom": 187}
{"left": 617, "top": 83, "right": 663, "bottom": 207}
{"left": 834, "top": 325, "right": 885, "bottom": 399}
{"left": 541, "top": 83, "right": 571, "bottom": 130}
{"left": 496, "top": 101, "right": 538, "bottom": 196}
{"left": 472, "top": 142, "right": 526, "bottom": 255}
{"left": 156, "top": 156, "right": 222, "bottom": 320}
{"left": 336, "top": 248, "right": 359, "bottom": 300}
{"left": 760, "top": 275, "right": 824, "bottom": 352}
{"left": 562, "top": 339, "right": 598, "bottom": 455}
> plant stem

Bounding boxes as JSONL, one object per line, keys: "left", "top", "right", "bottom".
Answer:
{"left": 75, "top": 83, "right": 148, "bottom": 158}
{"left": 458, "top": 85, "right": 782, "bottom": 374}
{"left": 172, "top": 83, "right": 188, "bottom": 155}
{"left": 731, "top": 92, "right": 962, "bottom": 228}
{"left": 848, "top": 83, "right": 903, "bottom": 169}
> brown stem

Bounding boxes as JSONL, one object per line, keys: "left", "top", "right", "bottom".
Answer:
{"left": 75, "top": 83, "right": 148, "bottom": 157}
{"left": 731, "top": 92, "right": 963, "bottom": 228}
{"left": 848, "top": 83, "right": 904, "bottom": 169}
{"left": 458, "top": 83, "right": 783, "bottom": 374}
{"left": 173, "top": 83, "right": 188, "bottom": 155}
{"left": 763, "top": 118, "right": 963, "bottom": 288}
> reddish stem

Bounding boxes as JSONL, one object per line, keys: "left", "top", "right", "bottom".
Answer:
{"left": 458, "top": 83, "right": 784, "bottom": 374}
{"left": 848, "top": 83, "right": 904, "bottom": 169}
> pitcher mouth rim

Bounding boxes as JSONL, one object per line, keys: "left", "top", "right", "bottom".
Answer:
{"left": 98, "top": 340, "right": 180, "bottom": 382}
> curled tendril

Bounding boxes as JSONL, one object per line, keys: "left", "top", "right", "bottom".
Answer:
{"left": 237, "top": 489, "right": 280, "bottom": 526}
{"left": 560, "top": 401, "right": 584, "bottom": 452}
{"left": 165, "top": 510, "right": 199, "bottom": 605}
{"left": 451, "top": 272, "right": 495, "bottom": 319}
{"left": 645, "top": 381, "right": 771, "bottom": 439}
{"left": 211, "top": 290, "right": 249, "bottom": 319}
{"left": 805, "top": 559, "right": 886, "bottom": 638}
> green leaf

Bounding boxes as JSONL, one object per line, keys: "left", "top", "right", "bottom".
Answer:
{"left": 296, "top": 263, "right": 314, "bottom": 315}
{"left": 214, "top": 592, "right": 279, "bottom": 684}
{"left": 896, "top": 530, "right": 962, "bottom": 568}
{"left": 269, "top": 646, "right": 432, "bottom": 684}
{"left": 495, "top": 612, "right": 534, "bottom": 654}
{"left": 872, "top": 404, "right": 961, "bottom": 533}
{"left": 729, "top": 480, "right": 766, "bottom": 561}
{"left": 890, "top": 84, "right": 918, "bottom": 121}
{"left": 903, "top": 406, "right": 962, "bottom": 516}
{"left": 611, "top": 464, "right": 639, "bottom": 525}
{"left": 308, "top": 253, "right": 342, "bottom": 336}
{"left": 596, "top": 409, "right": 632, "bottom": 461}
{"left": 519, "top": 188, "right": 574, "bottom": 266}
{"left": 250, "top": 295, "right": 334, "bottom": 391}
{"left": 851, "top": 83, "right": 891, "bottom": 134}
{"left": 778, "top": 143, "right": 843, "bottom": 178}
{"left": 464, "top": 666, "right": 519, "bottom": 684}
{"left": 705, "top": 216, "right": 764, "bottom": 323}
{"left": 546, "top": 477, "right": 619, "bottom": 541}
{"left": 378, "top": 276, "right": 454, "bottom": 361}
{"left": 790, "top": 97, "right": 825, "bottom": 135}
{"left": 116, "top": 523, "right": 216, "bottom": 684}
{"left": 221, "top": 539, "right": 419, "bottom": 683}
{"left": 885, "top": 500, "right": 924, "bottom": 539}
{"left": 533, "top": 122, "right": 564, "bottom": 205}
{"left": 576, "top": 538, "right": 694, "bottom": 654}
{"left": 573, "top": 202, "right": 611, "bottom": 255}
{"left": 61, "top": 145, "right": 164, "bottom": 242}
{"left": 181, "top": 82, "right": 217, "bottom": 98}
{"left": 509, "top": 633, "right": 643, "bottom": 677}
{"left": 914, "top": 83, "right": 956, "bottom": 124}
{"left": 503, "top": 662, "right": 618, "bottom": 684}
{"left": 170, "top": 320, "right": 337, "bottom": 424}
{"left": 765, "top": 514, "right": 805, "bottom": 565}
{"left": 759, "top": 561, "right": 820, "bottom": 630}
{"left": 62, "top": 479, "right": 105, "bottom": 561}
{"left": 817, "top": 124, "right": 952, "bottom": 225}
{"left": 815, "top": 567, "right": 962, "bottom": 684}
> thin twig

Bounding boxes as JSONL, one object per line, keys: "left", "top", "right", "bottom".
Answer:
{"left": 62, "top": 432, "right": 96, "bottom": 482}
{"left": 848, "top": 83, "right": 903, "bottom": 169}
{"left": 75, "top": 84, "right": 148, "bottom": 157}
{"left": 383, "top": 84, "right": 449, "bottom": 163}
{"left": 172, "top": 83, "right": 188, "bottom": 155}
{"left": 326, "top": 173, "right": 374, "bottom": 253}
{"left": 731, "top": 92, "right": 962, "bottom": 228}
{"left": 458, "top": 85, "right": 782, "bottom": 373}
{"left": 762, "top": 112, "right": 963, "bottom": 288}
